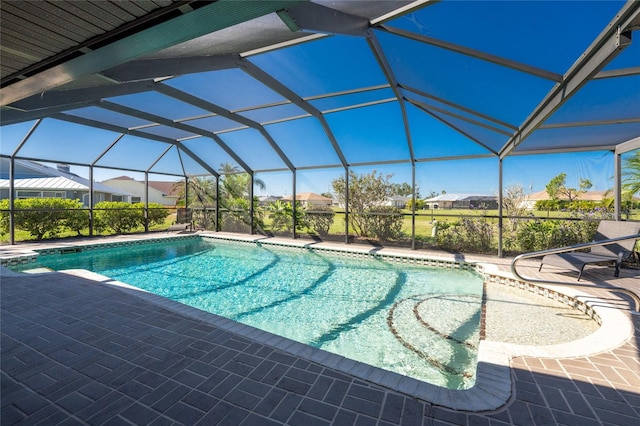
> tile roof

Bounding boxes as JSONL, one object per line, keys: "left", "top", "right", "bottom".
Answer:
{"left": 423, "top": 193, "right": 496, "bottom": 202}
{"left": 281, "top": 192, "right": 333, "bottom": 201}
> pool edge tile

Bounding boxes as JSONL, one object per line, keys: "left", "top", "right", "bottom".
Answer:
{"left": 91, "top": 268, "right": 513, "bottom": 411}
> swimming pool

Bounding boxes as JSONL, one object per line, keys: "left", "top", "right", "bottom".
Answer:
{"left": 15, "top": 236, "right": 484, "bottom": 389}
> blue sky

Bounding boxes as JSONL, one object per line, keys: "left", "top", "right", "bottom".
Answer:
{"left": 250, "top": 150, "right": 618, "bottom": 198}
{"left": 0, "top": 1, "right": 634, "bottom": 198}
{"left": 62, "top": 150, "right": 618, "bottom": 199}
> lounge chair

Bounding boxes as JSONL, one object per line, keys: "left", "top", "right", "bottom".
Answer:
{"left": 539, "top": 220, "right": 640, "bottom": 280}
{"left": 167, "top": 207, "right": 194, "bottom": 232}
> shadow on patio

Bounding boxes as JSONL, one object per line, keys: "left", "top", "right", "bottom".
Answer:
{"left": 1, "top": 262, "right": 639, "bottom": 425}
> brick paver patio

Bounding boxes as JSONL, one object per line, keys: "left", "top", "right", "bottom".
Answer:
{"left": 1, "top": 234, "right": 639, "bottom": 425}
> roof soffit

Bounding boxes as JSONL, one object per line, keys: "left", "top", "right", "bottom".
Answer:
{"left": 0, "top": 0, "right": 307, "bottom": 107}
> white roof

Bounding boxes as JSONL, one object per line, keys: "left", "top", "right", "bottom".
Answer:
{"left": 0, "top": 177, "right": 131, "bottom": 195}
{"left": 388, "top": 195, "right": 411, "bottom": 201}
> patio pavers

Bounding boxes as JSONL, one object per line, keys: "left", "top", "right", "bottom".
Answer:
{"left": 1, "top": 234, "right": 639, "bottom": 425}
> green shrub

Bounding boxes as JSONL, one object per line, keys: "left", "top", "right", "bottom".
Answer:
{"left": 305, "top": 205, "right": 335, "bottom": 236}
{"left": 514, "top": 219, "right": 601, "bottom": 252}
{"left": 362, "top": 207, "right": 403, "bottom": 241}
{"left": 567, "top": 200, "right": 598, "bottom": 211}
{"left": 266, "top": 201, "right": 306, "bottom": 234}
{"left": 135, "top": 202, "right": 170, "bottom": 227}
{"left": 514, "top": 220, "right": 554, "bottom": 252}
{"left": 0, "top": 198, "right": 86, "bottom": 239}
{"left": 0, "top": 199, "right": 9, "bottom": 235}
{"left": 405, "top": 198, "right": 425, "bottom": 210}
{"left": 192, "top": 207, "right": 215, "bottom": 230}
{"left": 535, "top": 200, "right": 565, "bottom": 211}
{"left": 94, "top": 201, "right": 142, "bottom": 234}
{"left": 435, "top": 217, "right": 493, "bottom": 253}
{"left": 3, "top": 198, "right": 84, "bottom": 240}
{"left": 267, "top": 200, "right": 293, "bottom": 233}
{"left": 64, "top": 206, "right": 89, "bottom": 236}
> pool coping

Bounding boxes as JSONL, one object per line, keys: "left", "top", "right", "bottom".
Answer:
{"left": 0, "top": 232, "right": 634, "bottom": 412}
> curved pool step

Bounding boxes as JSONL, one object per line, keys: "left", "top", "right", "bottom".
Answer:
{"left": 387, "top": 294, "right": 481, "bottom": 382}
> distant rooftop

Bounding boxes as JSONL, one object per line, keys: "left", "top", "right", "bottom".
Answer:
{"left": 424, "top": 193, "right": 496, "bottom": 202}
{"left": 0, "top": 176, "right": 131, "bottom": 196}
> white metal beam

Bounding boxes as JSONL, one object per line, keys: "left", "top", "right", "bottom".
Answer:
{"left": 615, "top": 136, "right": 640, "bottom": 155}
{"left": 500, "top": 1, "right": 639, "bottom": 159}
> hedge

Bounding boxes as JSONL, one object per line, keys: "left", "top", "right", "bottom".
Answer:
{"left": 0, "top": 199, "right": 169, "bottom": 239}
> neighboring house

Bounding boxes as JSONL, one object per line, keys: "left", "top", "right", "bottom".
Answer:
{"left": 259, "top": 195, "right": 282, "bottom": 206}
{"left": 385, "top": 195, "right": 412, "bottom": 209}
{"left": 0, "top": 159, "right": 132, "bottom": 206}
{"left": 423, "top": 193, "right": 498, "bottom": 210}
{"left": 100, "top": 176, "right": 180, "bottom": 207}
{"left": 520, "top": 190, "right": 621, "bottom": 209}
{"left": 520, "top": 190, "right": 546, "bottom": 209}
{"left": 281, "top": 192, "right": 333, "bottom": 208}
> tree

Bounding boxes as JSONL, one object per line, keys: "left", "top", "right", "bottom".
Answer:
{"left": 172, "top": 176, "right": 217, "bottom": 207}
{"left": 424, "top": 190, "right": 446, "bottom": 199}
{"left": 579, "top": 178, "right": 593, "bottom": 194}
{"left": 174, "top": 164, "right": 266, "bottom": 207}
{"left": 218, "top": 163, "right": 266, "bottom": 232}
{"left": 545, "top": 173, "right": 592, "bottom": 203}
{"left": 622, "top": 150, "right": 640, "bottom": 199}
{"left": 501, "top": 183, "right": 529, "bottom": 232}
{"left": 172, "top": 176, "right": 217, "bottom": 229}
{"left": 332, "top": 170, "right": 395, "bottom": 236}
{"left": 390, "top": 182, "right": 412, "bottom": 197}
{"left": 218, "top": 163, "right": 265, "bottom": 201}
{"left": 545, "top": 173, "right": 564, "bottom": 200}
{"left": 172, "top": 165, "right": 268, "bottom": 231}
{"left": 405, "top": 198, "right": 425, "bottom": 210}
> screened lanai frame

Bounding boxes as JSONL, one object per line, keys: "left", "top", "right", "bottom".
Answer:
{"left": 1, "top": 0, "right": 639, "bottom": 253}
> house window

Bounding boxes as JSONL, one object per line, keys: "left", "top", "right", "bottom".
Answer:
{"left": 131, "top": 197, "right": 141, "bottom": 203}
{"left": 16, "top": 190, "right": 65, "bottom": 199}
{"left": 42, "top": 191, "right": 66, "bottom": 198}
{"left": 111, "top": 195, "right": 124, "bottom": 202}
{"left": 16, "top": 191, "right": 41, "bottom": 198}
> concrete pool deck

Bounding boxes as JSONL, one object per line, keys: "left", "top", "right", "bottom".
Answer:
{"left": 1, "top": 231, "right": 639, "bottom": 425}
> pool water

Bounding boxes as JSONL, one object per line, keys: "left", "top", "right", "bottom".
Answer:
{"left": 17, "top": 237, "right": 484, "bottom": 389}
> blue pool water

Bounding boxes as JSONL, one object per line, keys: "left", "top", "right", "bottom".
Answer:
{"left": 18, "top": 237, "right": 484, "bottom": 389}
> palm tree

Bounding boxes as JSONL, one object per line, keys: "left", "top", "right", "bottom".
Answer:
{"left": 622, "top": 150, "right": 640, "bottom": 200}
{"left": 172, "top": 176, "right": 217, "bottom": 229}
{"left": 218, "top": 162, "right": 266, "bottom": 232}
{"left": 218, "top": 162, "right": 265, "bottom": 200}
{"left": 172, "top": 176, "right": 216, "bottom": 207}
